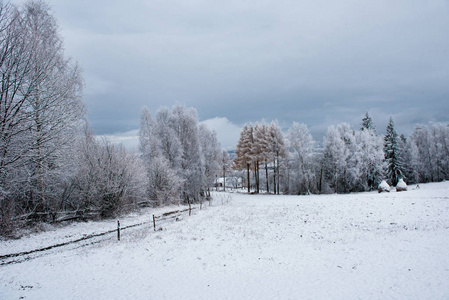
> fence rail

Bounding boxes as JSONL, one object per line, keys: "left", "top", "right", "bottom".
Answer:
{"left": 0, "top": 206, "right": 199, "bottom": 265}
{"left": 1, "top": 193, "right": 232, "bottom": 266}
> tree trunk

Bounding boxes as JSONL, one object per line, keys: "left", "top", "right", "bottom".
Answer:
{"left": 223, "top": 166, "right": 226, "bottom": 192}
{"left": 273, "top": 160, "right": 277, "bottom": 194}
{"left": 255, "top": 161, "right": 260, "bottom": 194}
{"left": 265, "top": 162, "right": 269, "bottom": 193}
{"left": 276, "top": 154, "right": 281, "bottom": 195}
{"left": 246, "top": 163, "right": 250, "bottom": 193}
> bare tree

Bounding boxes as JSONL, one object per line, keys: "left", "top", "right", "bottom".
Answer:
{"left": 0, "top": 1, "right": 85, "bottom": 229}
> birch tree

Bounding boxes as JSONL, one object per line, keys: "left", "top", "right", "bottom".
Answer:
{"left": 287, "top": 122, "right": 316, "bottom": 194}
{"left": 1, "top": 1, "right": 85, "bottom": 227}
{"left": 199, "top": 124, "right": 220, "bottom": 196}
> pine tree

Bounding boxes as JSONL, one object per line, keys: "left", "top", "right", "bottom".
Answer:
{"left": 384, "top": 117, "right": 404, "bottom": 186}
{"left": 361, "top": 111, "right": 376, "bottom": 132}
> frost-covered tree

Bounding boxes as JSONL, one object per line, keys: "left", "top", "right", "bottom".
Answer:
{"left": 361, "top": 111, "right": 376, "bottom": 132}
{"left": 337, "top": 123, "right": 359, "bottom": 192}
{"left": 287, "top": 122, "right": 316, "bottom": 194}
{"left": 0, "top": 1, "right": 85, "bottom": 228}
{"left": 323, "top": 124, "right": 356, "bottom": 193}
{"left": 24, "top": 1, "right": 84, "bottom": 214}
{"left": 220, "top": 150, "right": 232, "bottom": 191}
{"left": 95, "top": 141, "right": 146, "bottom": 217}
{"left": 139, "top": 104, "right": 221, "bottom": 205}
{"left": 139, "top": 107, "right": 160, "bottom": 164}
{"left": 72, "top": 127, "right": 147, "bottom": 218}
{"left": 155, "top": 108, "right": 182, "bottom": 169}
{"left": 384, "top": 117, "right": 404, "bottom": 186}
{"left": 354, "top": 128, "right": 385, "bottom": 190}
{"left": 405, "top": 123, "right": 449, "bottom": 183}
{"left": 199, "top": 124, "right": 220, "bottom": 196}
{"left": 170, "top": 104, "right": 204, "bottom": 201}
{"left": 147, "top": 156, "right": 182, "bottom": 206}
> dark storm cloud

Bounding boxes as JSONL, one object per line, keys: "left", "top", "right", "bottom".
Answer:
{"left": 19, "top": 0, "right": 449, "bottom": 146}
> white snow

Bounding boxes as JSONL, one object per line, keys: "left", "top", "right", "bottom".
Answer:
{"left": 378, "top": 180, "right": 390, "bottom": 192}
{"left": 396, "top": 178, "right": 408, "bottom": 191}
{"left": 1, "top": 182, "right": 449, "bottom": 299}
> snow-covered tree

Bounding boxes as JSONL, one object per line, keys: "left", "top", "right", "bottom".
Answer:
{"left": 323, "top": 124, "right": 355, "bottom": 193}
{"left": 139, "top": 104, "right": 221, "bottom": 205}
{"left": 0, "top": 1, "right": 85, "bottom": 228}
{"left": 155, "top": 108, "right": 182, "bottom": 169}
{"left": 220, "top": 150, "right": 232, "bottom": 191}
{"left": 361, "top": 111, "right": 376, "bottom": 132}
{"left": 139, "top": 107, "right": 160, "bottom": 164}
{"left": 287, "top": 122, "right": 316, "bottom": 194}
{"left": 405, "top": 123, "right": 449, "bottom": 183}
{"left": 147, "top": 156, "right": 182, "bottom": 206}
{"left": 24, "top": 0, "right": 84, "bottom": 215}
{"left": 384, "top": 117, "right": 404, "bottom": 186}
{"left": 169, "top": 104, "right": 204, "bottom": 202}
{"left": 354, "top": 128, "right": 385, "bottom": 190}
{"left": 199, "top": 124, "right": 221, "bottom": 196}
{"left": 72, "top": 127, "right": 147, "bottom": 217}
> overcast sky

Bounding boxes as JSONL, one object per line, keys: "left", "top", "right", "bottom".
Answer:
{"left": 15, "top": 0, "right": 449, "bottom": 149}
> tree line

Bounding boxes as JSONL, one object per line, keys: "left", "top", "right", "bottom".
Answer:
{"left": 139, "top": 105, "right": 230, "bottom": 206}
{"left": 233, "top": 113, "right": 449, "bottom": 195}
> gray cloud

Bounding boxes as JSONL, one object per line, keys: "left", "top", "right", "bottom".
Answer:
{"left": 22, "top": 0, "right": 449, "bottom": 145}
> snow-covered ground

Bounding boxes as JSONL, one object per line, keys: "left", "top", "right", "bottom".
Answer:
{"left": 1, "top": 182, "right": 449, "bottom": 299}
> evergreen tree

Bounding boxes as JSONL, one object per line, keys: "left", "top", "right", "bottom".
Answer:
{"left": 361, "top": 111, "right": 376, "bottom": 132}
{"left": 384, "top": 117, "right": 404, "bottom": 186}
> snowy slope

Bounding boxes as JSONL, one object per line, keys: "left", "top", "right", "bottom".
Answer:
{"left": 1, "top": 183, "right": 448, "bottom": 299}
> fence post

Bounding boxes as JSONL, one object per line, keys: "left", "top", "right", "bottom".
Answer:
{"left": 117, "top": 220, "right": 121, "bottom": 241}
{"left": 189, "top": 201, "right": 192, "bottom": 216}
{"left": 153, "top": 214, "right": 156, "bottom": 231}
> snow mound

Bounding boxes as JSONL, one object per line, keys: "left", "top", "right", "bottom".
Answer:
{"left": 396, "top": 178, "right": 407, "bottom": 192}
{"left": 378, "top": 180, "right": 390, "bottom": 193}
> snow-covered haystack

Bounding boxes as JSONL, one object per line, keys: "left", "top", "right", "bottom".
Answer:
{"left": 396, "top": 179, "right": 407, "bottom": 192}
{"left": 378, "top": 180, "right": 390, "bottom": 193}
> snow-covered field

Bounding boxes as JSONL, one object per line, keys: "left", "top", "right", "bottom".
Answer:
{"left": 1, "top": 182, "right": 449, "bottom": 299}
